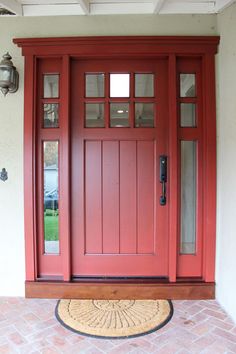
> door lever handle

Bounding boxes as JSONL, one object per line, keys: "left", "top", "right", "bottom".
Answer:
{"left": 159, "top": 155, "right": 167, "bottom": 206}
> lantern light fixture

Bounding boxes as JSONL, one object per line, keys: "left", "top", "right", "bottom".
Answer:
{"left": 0, "top": 52, "right": 19, "bottom": 96}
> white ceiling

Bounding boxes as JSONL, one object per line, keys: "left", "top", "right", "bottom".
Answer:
{"left": 0, "top": 0, "right": 235, "bottom": 16}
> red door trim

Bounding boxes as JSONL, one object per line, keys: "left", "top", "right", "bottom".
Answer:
{"left": 14, "top": 36, "right": 219, "bottom": 287}
{"left": 168, "top": 54, "right": 178, "bottom": 282}
{"left": 202, "top": 53, "right": 217, "bottom": 282}
{"left": 24, "top": 54, "right": 37, "bottom": 281}
{"left": 60, "top": 55, "right": 71, "bottom": 281}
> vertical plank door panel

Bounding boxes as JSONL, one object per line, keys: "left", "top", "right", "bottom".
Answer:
{"left": 102, "top": 141, "right": 120, "bottom": 254}
{"left": 85, "top": 141, "right": 102, "bottom": 254}
{"left": 137, "top": 141, "right": 155, "bottom": 254}
{"left": 120, "top": 141, "right": 137, "bottom": 254}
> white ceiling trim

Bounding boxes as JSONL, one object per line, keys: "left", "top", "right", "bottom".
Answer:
{"left": 0, "top": 0, "right": 22, "bottom": 15}
{"left": 22, "top": 4, "right": 84, "bottom": 16}
{"left": 5, "top": 0, "right": 235, "bottom": 16}
{"left": 159, "top": 1, "right": 216, "bottom": 14}
{"left": 90, "top": 2, "right": 153, "bottom": 14}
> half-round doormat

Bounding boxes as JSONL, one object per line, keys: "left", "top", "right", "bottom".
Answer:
{"left": 55, "top": 299, "right": 173, "bottom": 339}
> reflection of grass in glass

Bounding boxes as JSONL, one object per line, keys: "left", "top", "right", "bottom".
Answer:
{"left": 44, "top": 210, "right": 59, "bottom": 241}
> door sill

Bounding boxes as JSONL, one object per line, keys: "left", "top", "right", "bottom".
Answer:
{"left": 25, "top": 280, "right": 215, "bottom": 300}
{"left": 72, "top": 276, "right": 168, "bottom": 283}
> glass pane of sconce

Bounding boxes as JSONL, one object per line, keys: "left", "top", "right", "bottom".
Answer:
{"left": 180, "top": 141, "right": 196, "bottom": 254}
{"left": 180, "top": 103, "right": 196, "bottom": 127}
{"left": 85, "top": 103, "right": 105, "bottom": 127}
{"left": 85, "top": 74, "right": 105, "bottom": 98}
{"left": 43, "top": 103, "right": 59, "bottom": 128}
{"left": 135, "top": 74, "right": 154, "bottom": 97}
{"left": 180, "top": 73, "right": 196, "bottom": 97}
{"left": 43, "top": 74, "right": 59, "bottom": 98}
{"left": 110, "top": 74, "right": 130, "bottom": 97}
{"left": 135, "top": 103, "right": 154, "bottom": 127}
{"left": 0, "top": 67, "right": 11, "bottom": 81}
{"left": 43, "top": 141, "right": 59, "bottom": 255}
{"left": 110, "top": 103, "right": 129, "bottom": 127}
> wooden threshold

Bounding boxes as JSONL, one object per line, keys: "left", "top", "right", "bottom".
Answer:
{"left": 25, "top": 281, "right": 215, "bottom": 299}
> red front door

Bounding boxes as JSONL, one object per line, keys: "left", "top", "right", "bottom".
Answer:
{"left": 71, "top": 58, "right": 169, "bottom": 277}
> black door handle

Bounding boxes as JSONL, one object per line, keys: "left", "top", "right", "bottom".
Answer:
{"left": 159, "top": 155, "right": 167, "bottom": 206}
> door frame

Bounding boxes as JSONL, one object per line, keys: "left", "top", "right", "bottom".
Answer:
{"left": 14, "top": 36, "right": 219, "bottom": 299}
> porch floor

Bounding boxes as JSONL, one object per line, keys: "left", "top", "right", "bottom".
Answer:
{"left": 0, "top": 298, "right": 235, "bottom": 353}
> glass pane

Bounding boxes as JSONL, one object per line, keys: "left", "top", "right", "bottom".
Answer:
{"left": 135, "top": 74, "right": 154, "bottom": 97}
{"left": 110, "top": 74, "right": 130, "bottom": 97}
{"left": 180, "top": 141, "right": 196, "bottom": 254}
{"left": 0, "top": 67, "right": 11, "bottom": 81}
{"left": 44, "top": 74, "right": 59, "bottom": 98}
{"left": 180, "top": 74, "right": 196, "bottom": 97}
{"left": 86, "top": 74, "right": 105, "bottom": 98}
{"left": 44, "top": 141, "right": 59, "bottom": 254}
{"left": 110, "top": 103, "right": 129, "bottom": 127}
{"left": 85, "top": 103, "right": 105, "bottom": 128}
{"left": 135, "top": 103, "right": 154, "bottom": 127}
{"left": 180, "top": 103, "right": 196, "bottom": 127}
{"left": 43, "top": 104, "right": 59, "bottom": 128}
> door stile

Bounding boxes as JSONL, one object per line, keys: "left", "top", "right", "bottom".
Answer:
{"left": 202, "top": 53, "right": 217, "bottom": 282}
{"left": 168, "top": 54, "right": 178, "bottom": 282}
{"left": 24, "top": 54, "right": 37, "bottom": 281}
{"left": 60, "top": 55, "right": 71, "bottom": 281}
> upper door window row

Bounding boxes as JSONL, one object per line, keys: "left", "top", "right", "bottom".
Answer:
{"left": 85, "top": 73, "right": 154, "bottom": 98}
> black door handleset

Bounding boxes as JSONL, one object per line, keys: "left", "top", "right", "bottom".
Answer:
{"left": 159, "top": 156, "right": 167, "bottom": 206}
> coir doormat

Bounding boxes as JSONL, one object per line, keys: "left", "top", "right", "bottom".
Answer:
{"left": 55, "top": 299, "right": 173, "bottom": 339}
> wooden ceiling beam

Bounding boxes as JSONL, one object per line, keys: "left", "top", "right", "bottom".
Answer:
{"left": 216, "top": 0, "right": 236, "bottom": 12}
{"left": 76, "top": 0, "right": 90, "bottom": 14}
{"left": 153, "top": 0, "right": 165, "bottom": 13}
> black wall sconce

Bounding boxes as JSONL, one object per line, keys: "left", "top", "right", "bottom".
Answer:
{"left": 0, "top": 53, "right": 19, "bottom": 96}
{"left": 0, "top": 168, "right": 8, "bottom": 182}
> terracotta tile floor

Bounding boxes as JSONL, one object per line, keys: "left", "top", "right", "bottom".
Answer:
{"left": 0, "top": 298, "right": 235, "bottom": 353}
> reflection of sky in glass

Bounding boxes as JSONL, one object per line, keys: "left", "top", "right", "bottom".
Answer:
{"left": 110, "top": 74, "right": 130, "bottom": 97}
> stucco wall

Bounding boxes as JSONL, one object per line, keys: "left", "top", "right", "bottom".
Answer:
{"left": 0, "top": 14, "right": 217, "bottom": 296}
{"left": 216, "top": 3, "right": 236, "bottom": 324}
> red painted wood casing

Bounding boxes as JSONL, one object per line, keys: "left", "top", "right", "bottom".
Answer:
{"left": 14, "top": 36, "right": 219, "bottom": 290}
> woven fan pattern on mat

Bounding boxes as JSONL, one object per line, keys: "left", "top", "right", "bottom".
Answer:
{"left": 56, "top": 299, "right": 173, "bottom": 339}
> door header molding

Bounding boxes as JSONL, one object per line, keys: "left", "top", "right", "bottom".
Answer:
{"left": 14, "top": 36, "right": 220, "bottom": 56}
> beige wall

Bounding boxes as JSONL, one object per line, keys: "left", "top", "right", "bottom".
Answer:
{"left": 0, "top": 14, "right": 219, "bottom": 296}
{"left": 216, "top": 2, "right": 236, "bottom": 324}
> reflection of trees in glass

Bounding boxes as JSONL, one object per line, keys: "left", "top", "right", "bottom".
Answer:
{"left": 44, "top": 141, "right": 58, "bottom": 167}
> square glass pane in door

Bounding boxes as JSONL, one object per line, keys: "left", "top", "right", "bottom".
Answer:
{"left": 135, "top": 74, "right": 154, "bottom": 97}
{"left": 180, "top": 103, "right": 196, "bottom": 127}
{"left": 43, "top": 104, "right": 59, "bottom": 128}
{"left": 110, "top": 74, "right": 130, "bottom": 97}
{"left": 135, "top": 103, "right": 154, "bottom": 127}
{"left": 85, "top": 74, "right": 105, "bottom": 97}
{"left": 44, "top": 74, "right": 59, "bottom": 98}
{"left": 180, "top": 74, "right": 196, "bottom": 97}
{"left": 110, "top": 103, "right": 129, "bottom": 127}
{"left": 85, "top": 103, "right": 105, "bottom": 127}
